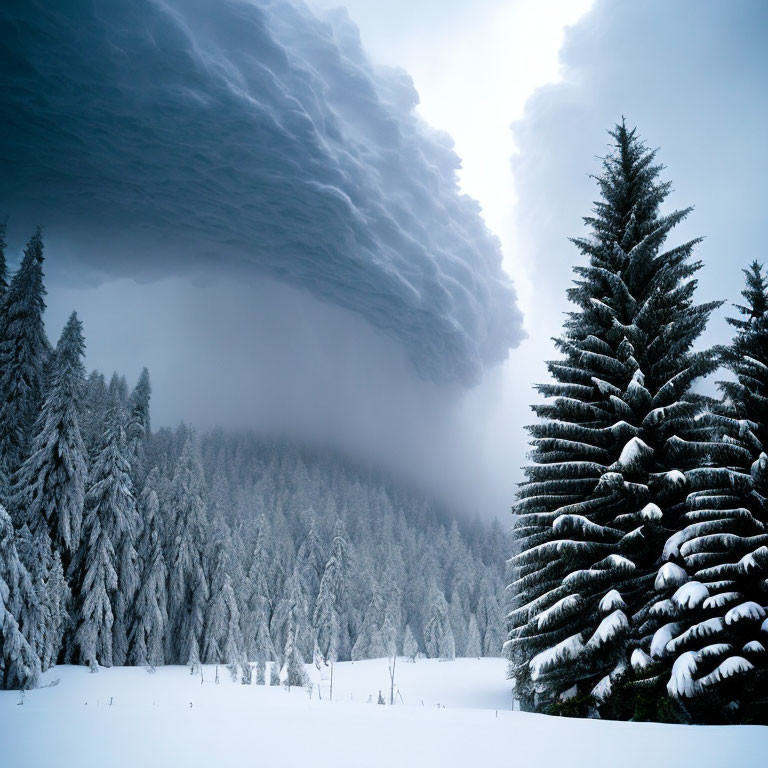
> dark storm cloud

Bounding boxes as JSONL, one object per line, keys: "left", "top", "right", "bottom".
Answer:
{"left": 0, "top": 0, "right": 523, "bottom": 385}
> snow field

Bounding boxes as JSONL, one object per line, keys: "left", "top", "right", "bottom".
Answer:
{"left": 1, "top": 658, "right": 766, "bottom": 768}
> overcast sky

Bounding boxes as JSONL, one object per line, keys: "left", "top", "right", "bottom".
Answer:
{"left": 1, "top": 0, "right": 766, "bottom": 520}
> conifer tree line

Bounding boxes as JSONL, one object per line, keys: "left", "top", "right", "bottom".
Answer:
{"left": 508, "top": 121, "right": 768, "bottom": 725}
{"left": 0, "top": 230, "right": 507, "bottom": 689}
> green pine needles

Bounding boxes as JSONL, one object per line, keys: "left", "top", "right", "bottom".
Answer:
{"left": 508, "top": 121, "right": 768, "bottom": 724}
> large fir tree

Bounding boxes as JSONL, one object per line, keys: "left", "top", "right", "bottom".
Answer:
{"left": 126, "top": 367, "right": 151, "bottom": 490}
{"left": 14, "top": 312, "right": 87, "bottom": 564}
{"left": 128, "top": 486, "right": 167, "bottom": 667}
{"left": 424, "top": 580, "right": 455, "bottom": 660}
{"left": 508, "top": 122, "right": 723, "bottom": 717}
{"left": 313, "top": 518, "right": 350, "bottom": 663}
{"left": 0, "top": 503, "right": 41, "bottom": 689}
{"left": 0, "top": 229, "right": 50, "bottom": 488}
{"left": 81, "top": 371, "right": 109, "bottom": 460}
{"left": 202, "top": 518, "right": 244, "bottom": 667}
{"left": 11, "top": 314, "right": 87, "bottom": 668}
{"left": 243, "top": 514, "right": 275, "bottom": 664}
{"left": 72, "top": 514, "right": 116, "bottom": 669}
{"left": 167, "top": 435, "right": 209, "bottom": 667}
{"left": 0, "top": 221, "right": 8, "bottom": 301}
{"left": 72, "top": 393, "right": 137, "bottom": 669}
{"left": 633, "top": 262, "right": 768, "bottom": 722}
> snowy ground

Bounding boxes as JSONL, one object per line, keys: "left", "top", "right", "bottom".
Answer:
{"left": 1, "top": 658, "right": 765, "bottom": 767}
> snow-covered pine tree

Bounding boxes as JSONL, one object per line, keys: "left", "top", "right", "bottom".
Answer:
{"left": 402, "top": 624, "right": 418, "bottom": 662}
{"left": 128, "top": 487, "right": 167, "bottom": 667}
{"left": 715, "top": 266, "right": 768, "bottom": 712}
{"left": 352, "top": 580, "right": 386, "bottom": 660}
{"left": 167, "top": 435, "right": 209, "bottom": 668}
{"left": 253, "top": 656, "right": 265, "bottom": 685}
{"left": 10, "top": 315, "right": 85, "bottom": 669}
{"left": 508, "top": 121, "right": 722, "bottom": 716}
{"left": 81, "top": 371, "right": 109, "bottom": 460}
{"left": 424, "top": 580, "right": 455, "bottom": 660}
{"left": 466, "top": 614, "right": 482, "bottom": 658}
{"left": 381, "top": 604, "right": 398, "bottom": 659}
{"left": 202, "top": 519, "right": 245, "bottom": 670}
{"left": 107, "top": 384, "right": 139, "bottom": 667}
{"left": 282, "top": 621, "right": 309, "bottom": 690}
{"left": 0, "top": 224, "right": 8, "bottom": 493}
{"left": 269, "top": 657, "right": 281, "bottom": 686}
{"left": 10, "top": 518, "right": 62, "bottom": 671}
{"left": 72, "top": 393, "right": 137, "bottom": 669}
{"left": 273, "top": 567, "right": 312, "bottom": 661}
{"left": 243, "top": 514, "right": 276, "bottom": 666}
{"left": 252, "top": 603, "right": 275, "bottom": 684}
{"left": 142, "top": 466, "right": 172, "bottom": 566}
{"left": 450, "top": 590, "right": 469, "bottom": 659}
{"left": 13, "top": 312, "right": 87, "bottom": 564}
{"left": 313, "top": 518, "right": 350, "bottom": 663}
{"left": 243, "top": 515, "right": 270, "bottom": 633}
{"left": 72, "top": 509, "right": 117, "bottom": 669}
{"left": 632, "top": 262, "right": 768, "bottom": 723}
{"left": 0, "top": 221, "right": 8, "bottom": 300}
{"left": 42, "top": 551, "right": 69, "bottom": 670}
{"left": 0, "top": 503, "right": 41, "bottom": 689}
{"left": 443, "top": 521, "right": 473, "bottom": 654}
{"left": 296, "top": 509, "right": 325, "bottom": 605}
{"left": 0, "top": 229, "right": 51, "bottom": 489}
{"left": 476, "top": 575, "right": 504, "bottom": 657}
{"left": 126, "top": 367, "right": 151, "bottom": 491}
{"left": 108, "top": 373, "right": 129, "bottom": 410}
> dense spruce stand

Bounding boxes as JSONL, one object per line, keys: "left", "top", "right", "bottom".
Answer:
{"left": 0, "top": 227, "right": 507, "bottom": 690}
{"left": 507, "top": 122, "right": 768, "bottom": 724}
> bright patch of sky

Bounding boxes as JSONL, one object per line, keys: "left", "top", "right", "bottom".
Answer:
{"left": 312, "top": 0, "right": 594, "bottom": 309}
